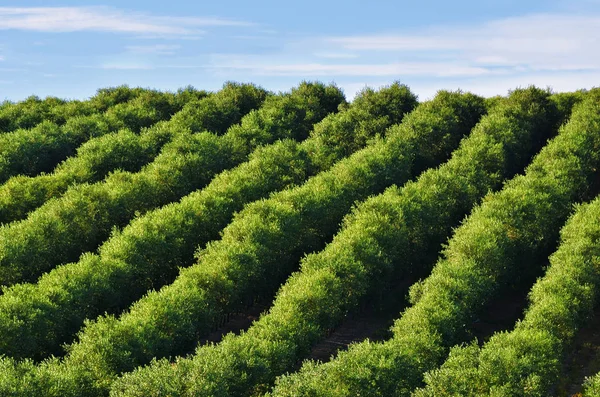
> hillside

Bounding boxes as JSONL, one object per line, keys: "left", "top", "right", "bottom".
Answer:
{"left": 0, "top": 82, "right": 598, "bottom": 397}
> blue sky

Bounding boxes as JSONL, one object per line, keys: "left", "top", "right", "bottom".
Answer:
{"left": 0, "top": 0, "right": 599, "bottom": 101}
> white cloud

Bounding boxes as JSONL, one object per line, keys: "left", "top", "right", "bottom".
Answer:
{"left": 473, "top": 56, "right": 515, "bottom": 66}
{"left": 406, "top": 71, "right": 600, "bottom": 100}
{"left": 334, "top": 70, "right": 600, "bottom": 101}
{"left": 2, "top": 6, "right": 596, "bottom": 100}
{"left": 203, "top": 11, "right": 600, "bottom": 97}
{"left": 98, "top": 62, "right": 154, "bottom": 70}
{"left": 0, "top": 7, "right": 252, "bottom": 36}
{"left": 330, "top": 36, "right": 460, "bottom": 51}
{"left": 125, "top": 44, "right": 182, "bottom": 55}
{"left": 313, "top": 52, "right": 359, "bottom": 59}
{"left": 210, "top": 56, "right": 494, "bottom": 77}
{"left": 328, "top": 14, "right": 600, "bottom": 73}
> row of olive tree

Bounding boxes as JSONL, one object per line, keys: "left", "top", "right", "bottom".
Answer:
{"left": 0, "top": 82, "right": 412, "bottom": 361}
{"left": 411, "top": 93, "right": 600, "bottom": 397}
{"left": 0, "top": 82, "right": 268, "bottom": 223}
{"left": 111, "top": 87, "right": 559, "bottom": 397}
{"left": 414, "top": 190, "right": 600, "bottom": 395}
{"left": 0, "top": 95, "right": 97, "bottom": 133}
{"left": 0, "top": 86, "right": 210, "bottom": 133}
{"left": 265, "top": 90, "right": 600, "bottom": 397}
{"left": 0, "top": 88, "right": 200, "bottom": 184}
{"left": 0, "top": 82, "right": 343, "bottom": 288}
{"left": 0, "top": 84, "right": 467, "bottom": 396}
{"left": 68, "top": 89, "right": 486, "bottom": 397}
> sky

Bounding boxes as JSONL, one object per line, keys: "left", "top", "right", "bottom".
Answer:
{"left": 0, "top": 0, "right": 599, "bottom": 101}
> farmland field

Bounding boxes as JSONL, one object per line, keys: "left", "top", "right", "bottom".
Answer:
{"left": 0, "top": 82, "right": 599, "bottom": 397}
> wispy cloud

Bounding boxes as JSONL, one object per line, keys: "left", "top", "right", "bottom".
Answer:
{"left": 406, "top": 71, "right": 600, "bottom": 100}
{"left": 2, "top": 5, "right": 598, "bottom": 101}
{"left": 204, "top": 11, "right": 600, "bottom": 97}
{"left": 336, "top": 69, "right": 600, "bottom": 101}
{"left": 196, "top": 10, "right": 600, "bottom": 101}
{"left": 313, "top": 52, "right": 358, "bottom": 59}
{"left": 330, "top": 36, "right": 460, "bottom": 51}
{"left": 328, "top": 14, "right": 600, "bottom": 72}
{"left": 98, "top": 62, "right": 154, "bottom": 70}
{"left": 0, "top": 7, "right": 253, "bottom": 36}
{"left": 210, "top": 55, "right": 495, "bottom": 77}
{"left": 125, "top": 44, "right": 182, "bottom": 55}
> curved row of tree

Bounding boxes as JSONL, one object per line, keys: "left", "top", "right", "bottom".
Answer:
{"left": 0, "top": 83, "right": 598, "bottom": 397}
{"left": 0, "top": 82, "right": 268, "bottom": 223}
{"left": 266, "top": 90, "right": 600, "bottom": 397}
{"left": 111, "top": 86, "right": 559, "bottom": 397}
{"left": 415, "top": 193, "right": 600, "bottom": 396}
{"left": 0, "top": 83, "right": 416, "bottom": 362}
{"left": 0, "top": 86, "right": 481, "bottom": 396}
{"left": 0, "top": 82, "right": 343, "bottom": 288}
{"left": 0, "top": 89, "right": 206, "bottom": 184}
{"left": 0, "top": 86, "right": 210, "bottom": 133}
{"left": 412, "top": 92, "right": 600, "bottom": 396}
{"left": 73, "top": 89, "right": 482, "bottom": 397}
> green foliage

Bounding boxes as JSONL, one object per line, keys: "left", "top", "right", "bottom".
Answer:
{"left": 101, "top": 90, "right": 180, "bottom": 133}
{"left": 270, "top": 90, "right": 600, "bottom": 397}
{"left": 0, "top": 87, "right": 217, "bottom": 186}
{"left": 280, "top": 89, "right": 600, "bottom": 395}
{"left": 550, "top": 89, "right": 588, "bottom": 127}
{"left": 0, "top": 84, "right": 597, "bottom": 397}
{"left": 0, "top": 95, "right": 67, "bottom": 132}
{"left": 304, "top": 82, "right": 417, "bottom": 169}
{"left": 109, "top": 90, "right": 487, "bottom": 397}
{"left": 351, "top": 82, "right": 417, "bottom": 122}
{"left": 0, "top": 82, "right": 345, "bottom": 370}
{"left": 0, "top": 121, "right": 74, "bottom": 182}
{"left": 0, "top": 82, "right": 342, "bottom": 288}
{"left": 585, "top": 373, "right": 600, "bottom": 396}
{"left": 0, "top": 86, "right": 198, "bottom": 134}
{"left": 0, "top": 83, "right": 415, "bottom": 397}
{"left": 0, "top": 83, "right": 269, "bottom": 223}
{"left": 392, "top": 93, "right": 600, "bottom": 397}
{"left": 0, "top": 82, "right": 419, "bottom": 396}
{"left": 168, "top": 81, "right": 269, "bottom": 134}
{"left": 415, "top": 140, "right": 600, "bottom": 396}
{"left": 0, "top": 90, "right": 182, "bottom": 184}
{"left": 89, "top": 86, "right": 154, "bottom": 111}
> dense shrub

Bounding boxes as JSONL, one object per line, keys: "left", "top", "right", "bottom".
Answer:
{"left": 414, "top": 96, "right": 600, "bottom": 397}
{"left": 268, "top": 90, "right": 600, "bottom": 397}
{"left": 101, "top": 89, "right": 485, "bottom": 397}
{"left": 0, "top": 82, "right": 344, "bottom": 288}
{"left": 0, "top": 84, "right": 416, "bottom": 364}
{"left": 0, "top": 83, "right": 269, "bottom": 223}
